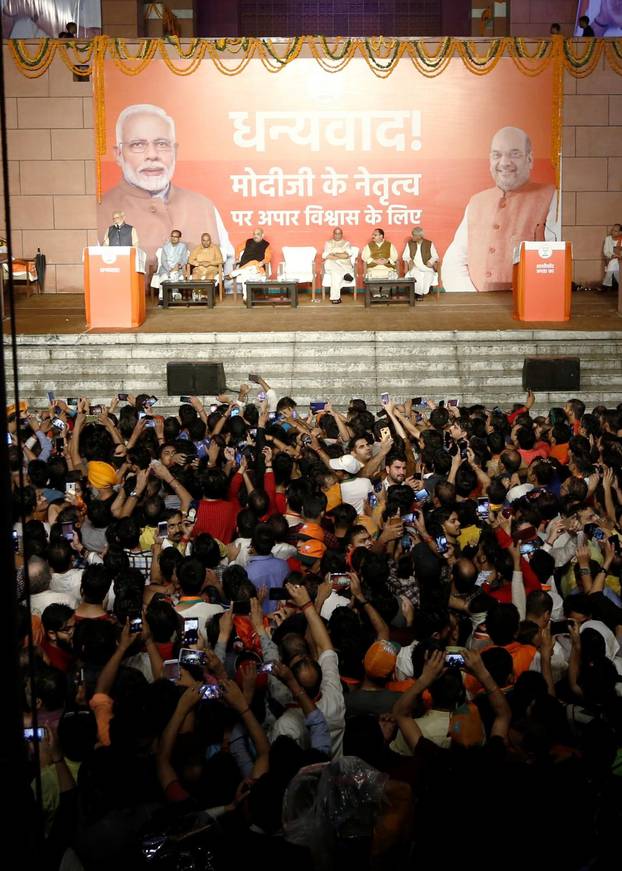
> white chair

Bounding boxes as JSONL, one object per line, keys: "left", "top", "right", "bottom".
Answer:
{"left": 280, "top": 246, "right": 318, "bottom": 300}
{"left": 322, "top": 245, "right": 358, "bottom": 302}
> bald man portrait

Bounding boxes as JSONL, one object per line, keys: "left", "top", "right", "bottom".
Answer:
{"left": 442, "top": 126, "right": 557, "bottom": 293}
{"left": 97, "top": 103, "right": 232, "bottom": 266}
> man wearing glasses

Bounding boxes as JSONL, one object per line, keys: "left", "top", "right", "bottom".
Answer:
{"left": 103, "top": 210, "right": 139, "bottom": 247}
{"left": 98, "top": 103, "right": 232, "bottom": 266}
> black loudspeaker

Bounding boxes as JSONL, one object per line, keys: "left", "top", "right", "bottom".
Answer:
{"left": 166, "top": 362, "right": 226, "bottom": 396}
{"left": 522, "top": 357, "right": 580, "bottom": 392}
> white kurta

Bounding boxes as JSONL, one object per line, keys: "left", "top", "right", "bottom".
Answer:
{"left": 603, "top": 234, "right": 621, "bottom": 287}
{"left": 402, "top": 240, "right": 439, "bottom": 295}
{"left": 362, "top": 242, "right": 398, "bottom": 280}
{"left": 322, "top": 239, "right": 355, "bottom": 300}
{"left": 230, "top": 264, "right": 266, "bottom": 300}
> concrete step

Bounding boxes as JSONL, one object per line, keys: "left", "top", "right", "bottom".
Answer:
{"left": 5, "top": 330, "right": 622, "bottom": 418}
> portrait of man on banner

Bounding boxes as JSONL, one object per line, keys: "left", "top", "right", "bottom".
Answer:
{"left": 442, "top": 126, "right": 558, "bottom": 293}
{"left": 97, "top": 103, "right": 232, "bottom": 265}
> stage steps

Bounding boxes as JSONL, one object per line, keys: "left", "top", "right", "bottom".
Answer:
{"left": 4, "top": 330, "right": 622, "bottom": 415}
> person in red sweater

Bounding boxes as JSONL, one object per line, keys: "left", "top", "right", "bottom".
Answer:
{"left": 193, "top": 467, "right": 243, "bottom": 544}
{"left": 515, "top": 425, "right": 550, "bottom": 466}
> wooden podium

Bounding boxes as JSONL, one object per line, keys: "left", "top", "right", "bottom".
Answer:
{"left": 84, "top": 246, "right": 145, "bottom": 329}
{"left": 513, "top": 241, "right": 572, "bottom": 322}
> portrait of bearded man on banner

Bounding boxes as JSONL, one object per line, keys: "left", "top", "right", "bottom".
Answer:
{"left": 97, "top": 103, "right": 232, "bottom": 265}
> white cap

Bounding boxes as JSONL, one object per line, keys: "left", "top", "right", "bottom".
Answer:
{"left": 329, "top": 455, "right": 363, "bottom": 474}
{"left": 506, "top": 483, "right": 534, "bottom": 503}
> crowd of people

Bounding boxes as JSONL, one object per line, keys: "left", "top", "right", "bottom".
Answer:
{"left": 10, "top": 379, "right": 622, "bottom": 869}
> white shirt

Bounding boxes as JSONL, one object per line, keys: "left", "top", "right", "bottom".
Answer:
{"left": 442, "top": 190, "right": 558, "bottom": 292}
{"left": 340, "top": 476, "right": 373, "bottom": 514}
{"left": 231, "top": 536, "right": 252, "bottom": 568}
{"left": 320, "top": 591, "right": 351, "bottom": 620}
{"left": 50, "top": 568, "right": 84, "bottom": 607}
{"left": 270, "top": 649, "right": 345, "bottom": 758}
{"left": 175, "top": 601, "right": 224, "bottom": 642}
{"left": 604, "top": 234, "right": 622, "bottom": 261}
{"left": 322, "top": 239, "right": 354, "bottom": 264}
{"left": 30, "top": 589, "right": 76, "bottom": 617}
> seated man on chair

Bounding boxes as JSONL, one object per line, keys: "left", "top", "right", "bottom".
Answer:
{"left": 228, "top": 228, "right": 272, "bottom": 301}
{"left": 362, "top": 228, "right": 398, "bottom": 298}
{"left": 322, "top": 227, "right": 354, "bottom": 304}
{"left": 157, "top": 229, "right": 189, "bottom": 304}
{"left": 188, "top": 233, "right": 223, "bottom": 299}
{"left": 403, "top": 225, "right": 439, "bottom": 300}
{"left": 160, "top": 230, "right": 189, "bottom": 281}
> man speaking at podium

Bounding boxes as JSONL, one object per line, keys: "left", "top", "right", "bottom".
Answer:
{"left": 443, "top": 126, "right": 557, "bottom": 293}
{"left": 103, "top": 211, "right": 139, "bottom": 247}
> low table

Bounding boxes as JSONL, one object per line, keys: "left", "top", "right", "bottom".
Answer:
{"left": 363, "top": 278, "right": 416, "bottom": 307}
{"left": 245, "top": 280, "right": 298, "bottom": 308}
{"left": 160, "top": 279, "right": 216, "bottom": 308}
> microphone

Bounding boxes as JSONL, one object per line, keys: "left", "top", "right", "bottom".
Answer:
{"left": 533, "top": 223, "right": 539, "bottom": 241}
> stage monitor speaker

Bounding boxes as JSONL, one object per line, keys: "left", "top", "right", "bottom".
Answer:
{"left": 166, "top": 362, "right": 226, "bottom": 397}
{"left": 522, "top": 357, "right": 580, "bottom": 392}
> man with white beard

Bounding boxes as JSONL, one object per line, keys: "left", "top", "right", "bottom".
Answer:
{"left": 103, "top": 210, "right": 139, "bottom": 247}
{"left": 98, "top": 104, "right": 231, "bottom": 266}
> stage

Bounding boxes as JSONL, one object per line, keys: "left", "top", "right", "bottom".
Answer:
{"left": 3, "top": 288, "right": 622, "bottom": 417}
{"left": 4, "top": 288, "right": 622, "bottom": 336}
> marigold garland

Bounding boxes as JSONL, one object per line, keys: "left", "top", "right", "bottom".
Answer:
{"left": 7, "top": 36, "right": 622, "bottom": 80}
{"left": 8, "top": 35, "right": 618, "bottom": 203}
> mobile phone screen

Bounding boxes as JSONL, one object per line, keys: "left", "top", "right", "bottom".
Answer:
{"left": 129, "top": 616, "right": 143, "bottom": 634}
{"left": 183, "top": 617, "right": 199, "bottom": 645}
{"left": 24, "top": 727, "right": 46, "bottom": 741}
{"left": 180, "top": 396, "right": 192, "bottom": 403}
{"left": 163, "top": 659, "right": 181, "bottom": 682}
{"left": 380, "top": 392, "right": 389, "bottom": 404}
{"left": 61, "top": 521, "right": 74, "bottom": 541}
{"left": 436, "top": 535, "right": 448, "bottom": 554}
{"left": 157, "top": 521, "right": 168, "bottom": 538}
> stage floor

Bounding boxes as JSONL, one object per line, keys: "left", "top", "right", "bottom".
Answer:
{"left": 3, "top": 288, "right": 622, "bottom": 335}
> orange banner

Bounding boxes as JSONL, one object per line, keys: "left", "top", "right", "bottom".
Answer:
{"left": 98, "top": 56, "right": 559, "bottom": 292}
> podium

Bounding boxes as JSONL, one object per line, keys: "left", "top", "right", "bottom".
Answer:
{"left": 84, "top": 246, "right": 145, "bottom": 329}
{"left": 513, "top": 241, "right": 572, "bottom": 322}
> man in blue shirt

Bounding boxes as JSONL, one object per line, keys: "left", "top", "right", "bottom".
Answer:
{"left": 246, "top": 523, "right": 290, "bottom": 613}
